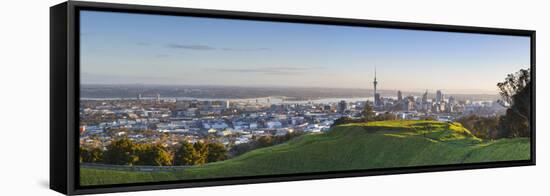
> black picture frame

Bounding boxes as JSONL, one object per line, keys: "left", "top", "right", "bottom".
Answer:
{"left": 50, "top": 1, "right": 536, "bottom": 195}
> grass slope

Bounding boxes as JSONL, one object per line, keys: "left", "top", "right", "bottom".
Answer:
{"left": 81, "top": 120, "right": 530, "bottom": 186}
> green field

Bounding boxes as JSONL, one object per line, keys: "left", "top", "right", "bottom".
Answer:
{"left": 80, "top": 120, "right": 530, "bottom": 186}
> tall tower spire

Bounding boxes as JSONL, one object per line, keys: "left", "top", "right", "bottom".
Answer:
{"left": 373, "top": 67, "right": 378, "bottom": 106}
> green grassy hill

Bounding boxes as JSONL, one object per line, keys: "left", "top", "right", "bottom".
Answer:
{"left": 81, "top": 120, "right": 530, "bottom": 186}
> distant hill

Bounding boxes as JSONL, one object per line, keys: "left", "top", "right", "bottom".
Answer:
{"left": 80, "top": 120, "right": 530, "bottom": 186}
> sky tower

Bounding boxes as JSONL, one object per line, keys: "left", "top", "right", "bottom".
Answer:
{"left": 373, "top": 67, "right": 378, "bottom": 106}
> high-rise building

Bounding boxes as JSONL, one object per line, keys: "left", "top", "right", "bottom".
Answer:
{"left": 436, "top": 90, "right": 443, "bottom": 103}
{"left": 439, "top": 102, "right": 446, "bottom": 112}
{"left": 338, "top": 100, "right": 348, "bottom": 114}
{"left": 448, "top": 96, "right": 456, "bottom": 105}
{"left": 406, "top": 96, "right": 415, "bottom": 111}
{"left": 397, "top": 90, "right": 402, "bottom": 102}
{"left": 224, "top": 100, "right": 230, "bottom": 109}
{"left": 422, "top": 90, "right": 428, "bottom": 103}
{"left": 137, "top": 93, "right": 142, "bottom": 100}
{"left": 375, "top": 93, "right": 381, "bottom": 107}
{"left": 156, "top": 93, "right": 161, "bottom": 102}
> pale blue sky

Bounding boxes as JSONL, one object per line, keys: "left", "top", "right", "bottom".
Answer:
{"left": 80, "top": 10, "right": 530, "bottom": 94}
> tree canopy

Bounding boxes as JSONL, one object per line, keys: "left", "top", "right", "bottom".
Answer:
{"left": 497, "top": 68, "right": 531, "bottom": 138}
{"left": 174, "top": 141, "right": 199, "bottom": 166}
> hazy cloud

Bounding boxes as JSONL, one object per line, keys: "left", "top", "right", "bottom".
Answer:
{"left": 166, "top": 44, "right": 216, "bottom": 50}
{"left": 215, "top": 66, "right": 321, "bottom": 75}
{"left": 81, "top": 72, "right": 171, "bottom": 84}
{"left": 166, "top": 43, "right": 270, "bottom": 51}
{"left": 220, "top": 47, "right": 271, "bottom": 51}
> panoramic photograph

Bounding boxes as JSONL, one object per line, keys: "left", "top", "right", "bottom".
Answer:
{"left": 78, "top": 10, "right": 532, "bottom": 186}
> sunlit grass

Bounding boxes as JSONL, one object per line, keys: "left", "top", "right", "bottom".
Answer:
{"left": 81, "top": 120, "right": 530, "bottom": 186}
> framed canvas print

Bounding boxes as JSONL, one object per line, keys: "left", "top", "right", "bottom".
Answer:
{"left": 50, "top": 1, "right": 536, "bottom": 195}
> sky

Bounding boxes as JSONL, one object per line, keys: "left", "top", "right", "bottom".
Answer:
{"left": 80, "top": 10, "right": 530, "bottom": 94}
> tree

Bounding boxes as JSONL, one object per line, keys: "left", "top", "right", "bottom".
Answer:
{"left": 88, "top": 148, "right": 103, "bottom": 163}
{"left": 135, "top": 144, "right": 173, "bottom": 166}
{"left": 497, "top": 68, "right": 531, "bottom": 138}
{"left": 375, "top": 112, "right": 396, "bottom": 121}
{"left": 206, "top": 142, "right": 228, "bottom": 163}
{"left": 174, "top": 141, "right": 198, "bottom": 165}
{"left": 256, "top": 136, "right": 273, "bottom": 148}
{"left": 361, "top": 102, "right": 376, "bottom": 121}
{"left": 420, "top": 116, "right": 437, "bottom": 121}
{"left": 456, "top": 115, "right": 499, "bottom": 139}
{"left": 193, "top": 141, "right": 209, "bottom": 165}
{"left": 79, "top": 147, "right": 88, "bottom": 163}
{"left": 331, "top": 116, "right": 354, "bottom": 127}
{"left": 103, "top": 137, "right": 138, "bottom": 165}
{"left": 497, "top": 69, "right": 530, "bottom": 108}
{"left": 228, "top": 142, "right": 252, "bottom": 157}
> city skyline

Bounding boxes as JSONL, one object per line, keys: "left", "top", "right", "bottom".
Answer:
{"left": 80, "top": 10, "right": 530, "bottom": 94}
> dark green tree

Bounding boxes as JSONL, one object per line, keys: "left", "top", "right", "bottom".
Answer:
{"left": 79, "top": 146, "right": 88, "bottom": 163}
{"left": 206, "top": 142, "right": 228, "bottom": 163}
{"left": 331, "top": 116, "right": 354, "bottom": 127}
{"left": 256, "top": 136, "right": 273, "bottom": 148}
{"left": 174, "top": 141, "right": 198, "bottom": 165}
{"left": 497, "top": 69, "right": 530, "bottom": 108}
{"left": 135, "top": 144, "right": 173, "bottom": 166}
{"left": 497, "top": 68, "right": 531, "bottom": 138}
{"left": 361, "top": 101, "right": 376, "bottom": 121}
{"left": 375, "top": 112, "right": 396, "bottom": 121}
{"left": 103, "top": 137, "right": 138, "bottom": 165}
{"left": 456, "top": 115, "right": 499, "bottom": 139}
{"left": 80, "top": 147, "right": 104, "bottom": 163}
{"left": 88, "top": 148, "right": 103, "bottom": 163}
